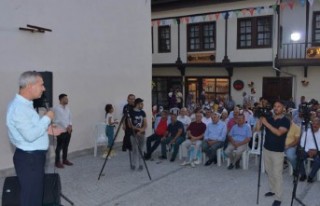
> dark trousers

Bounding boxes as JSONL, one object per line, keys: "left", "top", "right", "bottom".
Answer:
{"left": 146, "top": 134, "right": 161, "bottom": 156}
{"left": 13, "top": 148, "right": 46, "bottom": 206}
{"left": 161, "top": 136, "right": 185, "bottom": 160}
{"left": 55, "top": 132, "right": 71, "bottom": 163}
{"left": 299, "top": 151, "right": 320, "bottom": 178}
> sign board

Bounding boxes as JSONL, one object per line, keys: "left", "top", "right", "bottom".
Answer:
{"left": 306, "top": 47, "right": 320, "bottom": 59}
{"left": 187, "top": 52, "right": 215, "bottom": 63}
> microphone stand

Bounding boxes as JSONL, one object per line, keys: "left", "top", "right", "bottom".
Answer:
{"left": 45, "top": 101, "right": 74, "bottom": 206}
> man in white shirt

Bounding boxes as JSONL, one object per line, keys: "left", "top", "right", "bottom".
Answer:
{"left": 177, "top": 107, "right": 191, "bottom": 132}
{"left": 298, "top": 117, "right": 320, "bottom": 183}
{"left": 202, "top": 108, "right": 212, "bottom": 126}
{"left": 53, "top": 94, "right": 73, "bottom": 168}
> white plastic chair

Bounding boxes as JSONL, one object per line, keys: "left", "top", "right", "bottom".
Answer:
{"left": 246, "top": 131, "right": 264, "bottom": 171}
{"left": 306, "top": 157, "right": 320, "bottom": 181}
{"left": 93, "top": 122, "right": 108, "bottom": 157}
{"left": 226, "top": 150, "right": 248, "bottom": 170}
{"left": 202, "top": 147, "right": 224, "bottom": 167}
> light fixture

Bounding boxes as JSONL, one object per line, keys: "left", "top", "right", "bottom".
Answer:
{"left": 291, "top": 32, "right": 301, "bottom": 42}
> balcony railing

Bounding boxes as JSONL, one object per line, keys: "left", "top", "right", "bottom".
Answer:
{"left": 279, "top": 42, "right": 320, "bottom": 60}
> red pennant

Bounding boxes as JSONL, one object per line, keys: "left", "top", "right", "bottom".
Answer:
{"left": 280, "top": 2, "right": 287, "bottom": 10}
{"left": 249, "top": 8, "right": 255, "bottom": 16}
{"left": 215, "top": 13, "right": 220, "bottom": 20}
{"left": 241, "top": 9, "right": 247, "bottom": 16}
{"left": 288, "top": 1, "right": 295, "bottom": 9}
{"left": 156, "top": 20, "right": 160, "bottom": 26}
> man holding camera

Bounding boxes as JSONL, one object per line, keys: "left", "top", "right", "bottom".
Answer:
{"left": 256, "top": 100, "right": 290, "bottom": 206}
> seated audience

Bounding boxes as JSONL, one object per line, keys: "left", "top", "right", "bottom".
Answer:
{"left": 177, "top": 107, "right": 191, "bottom": 131}
{"left": 298, "top": 117, "right": 320, "bottom": 183}
{"left": 225, "top": 114, "right": 252, "bottom": 169}
{"left": 180, "top": 112, "right": 206, "bottom": 167}
{"left": 284, "top": 114, "right": 300, "bottom": 170}
{"left": 144, "top": 111, "right": 170, "bottom": 160}
{"left": 202, "top": 108, "right": 212, "bottom": 126}
{"left": 160, "top": 112, "right": 185, "bottom": 162}
{"left": 203, "top": 112, "right": 227, "bottom": 166}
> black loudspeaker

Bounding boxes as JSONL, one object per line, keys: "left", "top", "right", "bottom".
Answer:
{"left": 2, "top": 173, "right": 61, "bottom": 206}
{"left": 33, "top": 71, "right": 53, "bottom": 109}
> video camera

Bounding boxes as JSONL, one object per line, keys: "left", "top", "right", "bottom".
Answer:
{"left": 254, "top": 106, "right": 272, "bottom": 118}
{"left": 298, "top": 102, "right": 313, "bottom": 122}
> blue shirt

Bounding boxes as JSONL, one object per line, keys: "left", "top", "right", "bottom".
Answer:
{"left": 6, "top": 94, "right": 51, "bottom": 151}
{"left": 229, "top": 124, "right": 252, "bottom": 142}
{"left": 204, "top": 120, "right": 227, "bottom": 141}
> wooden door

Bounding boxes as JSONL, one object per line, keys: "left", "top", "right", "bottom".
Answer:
{"left": 262, "top": 77, "right": 292, "bottom": 103}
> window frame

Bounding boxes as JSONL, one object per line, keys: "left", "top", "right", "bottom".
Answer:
{"left": 158, "top": 25, "right": 171, "bottom": 53}
{"left": 237, "top": 15, "right": 273, "bottom": 49}
{"left": 312, "top": 11, "right": 320, "bottom": 46}
{"left": 187, "top": 21, "right": 216, "bottom": 52}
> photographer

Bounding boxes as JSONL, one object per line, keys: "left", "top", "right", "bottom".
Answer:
{"left": 298, "top": 117, "right": 320, "bottom": 183}
{"left": 256, "top": 100, "right": 290, "bottom": 206}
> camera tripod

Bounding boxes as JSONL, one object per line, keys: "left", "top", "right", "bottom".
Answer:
{"left": 98, "top": 107, "right": 152, "bottom": 181}
{"left": 256, "top": 125, "right": 265, "bottom": 205}
{"left": 290, "top": 119, "right": 319, "bottom": 206}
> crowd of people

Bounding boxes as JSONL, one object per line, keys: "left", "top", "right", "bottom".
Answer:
{"left": 107, "top": 94, "right": 320, "bottom": 206}
{"left": 7, "top": 70, "right": 319, "bottom": 206}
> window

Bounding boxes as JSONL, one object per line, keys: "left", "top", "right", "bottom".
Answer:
{"left": 158, "top": 26, "right": 171, "bottom": 53}
{"left": 152, "top": 27, "right": 154, "bottom": 53}
{"left": 312, "top": 12, "right": 320, "bottom": 44}
{"left": 238, "top": 16, "right": 272, "bottom": 49}
{"left": 187, "top": 22, "right": 216, "bottom": 51}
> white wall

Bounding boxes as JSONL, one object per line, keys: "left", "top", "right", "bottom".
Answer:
{"left": 0, "top": 0, "right": 152, "bottom": 171}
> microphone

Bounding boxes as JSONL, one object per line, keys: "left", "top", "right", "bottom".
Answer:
{"left": 42, "top": 93, "right": 50, "bottom": 111}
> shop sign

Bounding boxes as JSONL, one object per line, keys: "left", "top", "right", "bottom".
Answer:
{"left": 306, "top": 47, "right": 320, "bottom": 59}
{"left": 187, "top": 52, "right": 215, "bottom": 63}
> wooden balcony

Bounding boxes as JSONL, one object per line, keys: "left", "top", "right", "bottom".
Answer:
{"left": 277, "top": 42, "right": 320, "bottom": 67}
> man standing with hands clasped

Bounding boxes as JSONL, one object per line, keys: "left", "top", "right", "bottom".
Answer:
{"left": 6, "top": 71, "right": 58, "bottom": 206}
{"left": 53, "top": 93, "right": 73, "bottom": 168}
{"left": 256, "top": 100, "right": 290, "bottom": 206}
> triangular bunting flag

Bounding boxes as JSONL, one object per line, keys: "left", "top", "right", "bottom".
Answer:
{"left": 256, "top": 7, "right": 262, "bottom": 14}
{"left": 288, "top": 0, "right": 295, "bottom": 9}
{"left": 280, "top": 2, "right": 287, "bottom": 10}
{"left": 235, "top": 10, "right": 240, "bottom": 17}
{"left": 241, "top": 9, "right": 247, "bottom": 16}
{"left": 208, "top": 14, "right": 214, "bottom": 21}
{"left": 215, "top": 13, "right": 220, "bottom": 20}
{"left": 202, "top": 15, "right": 206, "bottom": 21}
{"left": 249, "top": 8, "right": 255, "bottom": 16}
{"left": 156, "top": 20, "right": 160, "bottom": 26}
{"left": 309, "top": 0, "right": 315, "bottom": 6}
{"left": 222, "top": 12, "right": 227, "bottom": 19}
{"left": 229, "top": 11, "right": 234, "bottom": 18}
{"left": 272, "top": 4, "right": 278, "bottom": 12}
{"left": 191, "top": 16, "right": 196, "bottom": 23}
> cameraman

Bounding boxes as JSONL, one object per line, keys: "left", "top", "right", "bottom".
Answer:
{"left": 256, "top": 100, "right": 290, "bottom": 206}
{"left": 298, "top": 117, "right": 320, "bottom": 183}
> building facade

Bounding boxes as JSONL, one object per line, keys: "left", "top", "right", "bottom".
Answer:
{"left": 151, "top": 0, "right": 320, "bottom": 108}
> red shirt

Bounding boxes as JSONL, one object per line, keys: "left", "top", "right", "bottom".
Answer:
{"left": 187, "top": 121, "right": 206, "bottom": 137}
{"left": 155, "top": 119, "right": 168, "bottom": 136}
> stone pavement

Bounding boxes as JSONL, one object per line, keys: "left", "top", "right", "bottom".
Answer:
{"left": 1, "top": 147, "right": 320, "bottom": 206}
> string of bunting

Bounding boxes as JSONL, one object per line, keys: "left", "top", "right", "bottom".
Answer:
{"left": 151, "top": 0, "right": 318, "bottom": 26}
